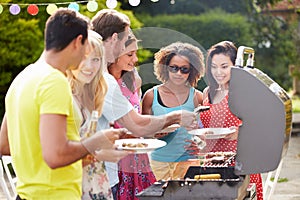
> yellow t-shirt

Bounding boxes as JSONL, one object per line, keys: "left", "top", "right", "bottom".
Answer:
{"left": 5, "top": 59, "right": 82, "bottom": 199}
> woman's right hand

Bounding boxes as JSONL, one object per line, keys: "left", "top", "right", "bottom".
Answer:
{"left": 171, "top": 110, "right": 197, "bottom": 130}
{"left": 185, "top": 136, "right": 206, "bottom": 155}
{"left": 94, "top": 149, "right": 131, "bottom": 163}
{"left": 82, "top": 148, "right": 132, "bottom": 166}
{"left": 181, "top": 110, "right": 197, "bottom": 127}
{"left": 81, "top": 128, "right": 129, "bottom": 154}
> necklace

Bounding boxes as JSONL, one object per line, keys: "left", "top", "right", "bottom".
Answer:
{"left": 160, "top": 84, "right": 190, "bottom": 106}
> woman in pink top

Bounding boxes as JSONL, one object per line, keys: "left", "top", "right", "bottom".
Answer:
{"left": 108, "top": 34, "right": 156, "bottom": 200}
{"left": 200, "top": 41, "right": 263, "bottom": 200}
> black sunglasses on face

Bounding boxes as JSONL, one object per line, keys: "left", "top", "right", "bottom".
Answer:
{"left": 168, "top": 65, "right": 191, "bottom": 74}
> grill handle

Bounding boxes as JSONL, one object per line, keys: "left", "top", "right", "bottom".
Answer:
{"left": 235, "top": 46, "right": 255, "bottom": 68}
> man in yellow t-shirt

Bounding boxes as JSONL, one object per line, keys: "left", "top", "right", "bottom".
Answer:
{"left": 0, "top": 8, "right": 129, "bottom": 199}
{"left": 6, "top": 60, "right": 83, "bottom": 199}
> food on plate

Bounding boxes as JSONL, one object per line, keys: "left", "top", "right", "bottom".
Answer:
{"left": 206, "top": 151, "right": 235, "bottom": 159}
{"left": 222, "top": 151, "right": 236, "bottom": 158}
{"left": 189, "top": 128, "right": 235, "bottom": 140}
{"left": 205, "top": 131, "right": 214, "bottom": 135}
{"left": 115, "top": 139, "right": 167, "bottom": 154}
{"left": 203, "top": 152, "right": 236, "bottom": 165}
{"left": 121, "top": 142, "right": 148, "bottom": 148}
{"left": 210, "top": 156, "right": 225, "bottom": 164}
{"left": 194, "top": 174, "right": 221, "bottom": 180}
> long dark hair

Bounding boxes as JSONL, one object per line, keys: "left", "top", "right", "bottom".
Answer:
{"left": 206, "top": 41, "right": 237, "bottom": 102}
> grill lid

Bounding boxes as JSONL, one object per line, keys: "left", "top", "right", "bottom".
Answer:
{"left": 228, "top": 46, "right": 292, "bottom": 175}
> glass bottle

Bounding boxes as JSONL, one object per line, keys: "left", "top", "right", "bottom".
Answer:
{"left": 82, "top": 110, "right": 99, "bottom": 167}
{"left": 85, "top": 110, "right": 99, "bottom": 137}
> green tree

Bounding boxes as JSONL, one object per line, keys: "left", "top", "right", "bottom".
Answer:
{"left": 132, "top": 0, "right": 294, "bottom": 91}
{"left": 0, "top": 1, "right": 43, "bottom": 117}
{"left": 248, "top": 4, "right": 295, "bottom": 89}
{"left": 136, "top": 9, "right": 252, "bottom": 91}
{"left": 137, "top": 8, "right": 252, "bottom": 49}
{"left": 0, "top": 0, "right": 143, "bottom": 119}
{"left": 254, "top": 0, "right": 283, "bottom": 7}
{"left": 120, "top": 0, "right": 248, "bottom": 15}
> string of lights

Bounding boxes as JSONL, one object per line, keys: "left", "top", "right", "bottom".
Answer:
{"left": 0, "top": 1, "right": 90, "bottom": 6}
{"left": 0, "top": 1, "right": 99, "bottom": 15}
{"left": 0, "top": 0, "right": 166, "bottom": 16}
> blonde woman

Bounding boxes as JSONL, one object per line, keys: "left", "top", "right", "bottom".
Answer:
{"left": 67, "top": 30, "right": 129, "bottom": 200}
{"left": 68, "top": 30, "right": 107, "bottom": 130}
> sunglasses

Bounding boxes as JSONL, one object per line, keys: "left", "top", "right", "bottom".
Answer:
{"left": 168, "top": 65, "right": 191, "bottom": 74}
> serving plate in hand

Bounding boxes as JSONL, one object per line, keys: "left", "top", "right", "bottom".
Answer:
{"left": 188, "top": 128, "right": 235, "bottom": 139}
{"left": 156, "top": 124, "right": 180, "bottom": 133}
{"left": 115, "top": 138, "right": 166, "bottom": 154}
{"left": 194, "top": 106, "right": 210, "bottom": 113}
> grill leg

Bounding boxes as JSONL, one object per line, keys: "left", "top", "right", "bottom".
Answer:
{"left": 263, "top": 159, "right": 284, "bottom": 200}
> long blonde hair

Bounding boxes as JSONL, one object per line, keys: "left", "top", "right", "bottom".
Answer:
{"left": 67, "top": 30, "right": 107, "bottom": 116}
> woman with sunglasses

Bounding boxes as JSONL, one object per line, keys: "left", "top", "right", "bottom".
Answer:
{"left": 142, "top": 42, "right": 205, "bottom": 180}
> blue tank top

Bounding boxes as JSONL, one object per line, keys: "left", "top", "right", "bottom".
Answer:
{"left": 151, "top": 86, "right": 196, "bottom": 162}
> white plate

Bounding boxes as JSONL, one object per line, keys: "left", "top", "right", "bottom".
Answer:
{"left": 115, "top": 138, "right": 167, "bottom": 154}
{"left": 188, "top": 128, "right": 235, "bottom": 139}
{"left": 157, "top": 124, "right": 180, "bottom": 133}
{"left": 194, "top": 106, "right": 210, "bottom": 113}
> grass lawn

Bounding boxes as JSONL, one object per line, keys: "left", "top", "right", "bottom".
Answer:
{"left": 292, "top": 95, "right": 300, "bottom": 113}
{"left": 288, "top": 92, "right": 300, "bottom": 113}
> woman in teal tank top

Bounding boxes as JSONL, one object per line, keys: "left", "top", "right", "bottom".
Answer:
{"left": 142, "top": 42, "right": 205, "bottom": 180}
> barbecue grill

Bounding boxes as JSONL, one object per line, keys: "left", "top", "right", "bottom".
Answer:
{"left": 136, "top": 46, "right": 292, "bottom": 200}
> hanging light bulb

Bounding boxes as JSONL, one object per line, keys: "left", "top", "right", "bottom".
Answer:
{"left": 9, "top": 4, "right": 21, "bottom": 15}
{"left": 151, "top": 0, "right": 159, "bottom": 2}
{"left": 27, "top": 4, "right": 39, "bottom": 16}
{"left": 46, "top": 4, "right": 58, "bottom": 15}
{"left": 170, "top": 0, "right": 175, "bottom": 5}
{"left": 68, "top": 2, "right": 80, "bottom": 12}
{"left": 106, "top": 0, "right": 117, "bottom": 9}
{"left": 87, "top": 1, "right": 98, "bottom": 12}
{"left": 0, "top": 5, "right": 3, "bottom": 14}
{"left": 129, "top": 0, "right": 140, "bottom": 6}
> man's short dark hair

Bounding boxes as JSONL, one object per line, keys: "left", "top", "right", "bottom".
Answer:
{"left": 45, "top": 8, "right": 89, "bottom": 52}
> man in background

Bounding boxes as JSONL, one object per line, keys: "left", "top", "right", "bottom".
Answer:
{"left": 91, "top": 9, "right": 197, "bottom": 199}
